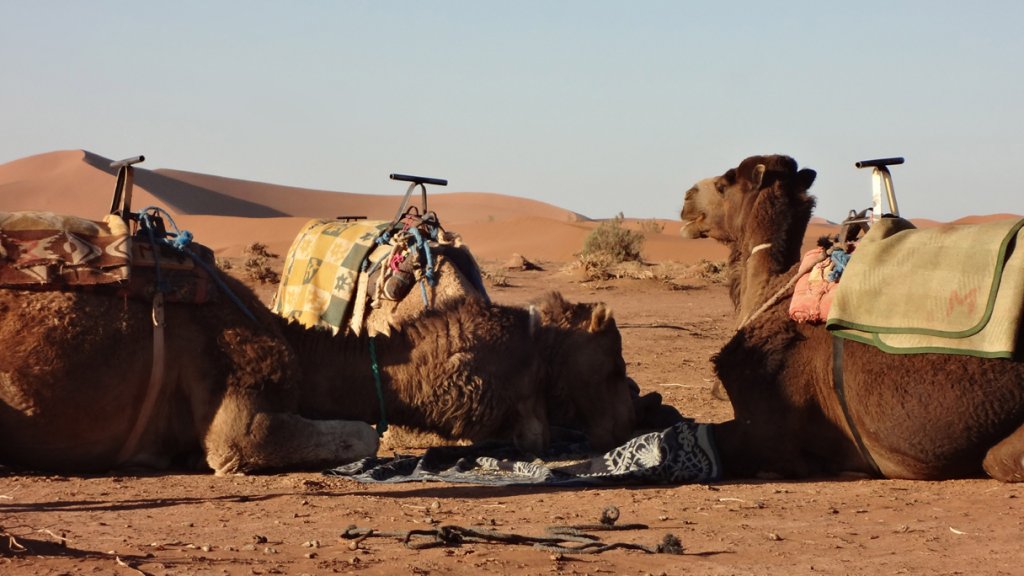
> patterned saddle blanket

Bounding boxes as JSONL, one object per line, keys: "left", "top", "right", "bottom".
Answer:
{"left": 0, "top": 210, "right": 217, "bottom": 303}
{"left": 0, "top": 211, "right": 131, "bottom": 287}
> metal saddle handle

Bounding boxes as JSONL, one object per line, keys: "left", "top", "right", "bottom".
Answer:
{"left": 108, "top": 155, "right": 146, "bottom": 223}
{"left": 388, "top": 173, "right": 447, "bottom": 224}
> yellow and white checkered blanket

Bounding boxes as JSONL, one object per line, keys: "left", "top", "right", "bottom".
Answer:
{"left": 272, "top": 219, "right": 392, "bottom": 334}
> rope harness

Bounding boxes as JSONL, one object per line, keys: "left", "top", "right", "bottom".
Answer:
{"left": 737, "top": 245, "right": 826, "bottom": 330}
{"left": 367, "top": 336, "right": 389, "bottom": 436}
{"left": 372, "top": 207, "right": 442, "bottom": 310}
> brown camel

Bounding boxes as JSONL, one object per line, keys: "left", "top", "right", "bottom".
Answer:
{"left": 680, "top": 154, "right": 1024, "bottom": 481}
{"left": 286, "top": 291, "right": 636, "bottom": 455}
{"left": 0, "top": 246, "right": 635, "bottom": 476}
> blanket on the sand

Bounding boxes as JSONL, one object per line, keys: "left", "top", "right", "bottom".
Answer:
{"left": 326, "top": 421, "right": 720, "bottom": 486}
{"left": 0, "top": 211, "right": 130, "bottom": 287}
{"left": 826, "top": 217, "right": 1024, "bottom": 358}
{"left": 272, "top": 219, "right": 391, "bottom": 334}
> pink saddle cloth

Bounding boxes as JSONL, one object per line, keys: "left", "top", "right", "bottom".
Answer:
{"left": 788, "top": 247, "right": 839, "bottom": 324}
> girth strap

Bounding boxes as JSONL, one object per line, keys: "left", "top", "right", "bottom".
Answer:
{"left": 116, "top": 292, "right": 167, "bottom": 464}
{"left": 831, "top": 336, "right": 882, "bottom": 476}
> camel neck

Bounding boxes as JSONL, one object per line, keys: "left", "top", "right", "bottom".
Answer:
{"left": 285, "top": 324, "right": 410, "bottom": 425}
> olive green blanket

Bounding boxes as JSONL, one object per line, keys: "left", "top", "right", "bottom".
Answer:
{"left": 826, "top": 217, "right": 1024, "bottom": 358}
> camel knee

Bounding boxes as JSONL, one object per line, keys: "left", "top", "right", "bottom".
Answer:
{"left": 983, "top": 425, "right": 1024, "bottom": 483}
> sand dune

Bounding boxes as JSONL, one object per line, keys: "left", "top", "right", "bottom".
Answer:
{"left": 1, "top": 150, "right": 1018, "bottom": 263}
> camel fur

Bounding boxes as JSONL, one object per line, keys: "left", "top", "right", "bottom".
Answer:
{"left": 285, "top": 291, "right": 637, "bottom": 455}
{"left": 680, "top": 154, "right": 1024, "bottom": 482}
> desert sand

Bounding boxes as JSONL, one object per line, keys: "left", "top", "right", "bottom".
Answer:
{"left": 1, "top": 150, "right": 1021, "bottom": 575}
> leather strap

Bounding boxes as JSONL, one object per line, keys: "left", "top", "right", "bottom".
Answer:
{"left": 832, "top": 336, "right": 882, "bottom": 476}
{"left": 116, "top": 292, "right": 167, "bottom": 464}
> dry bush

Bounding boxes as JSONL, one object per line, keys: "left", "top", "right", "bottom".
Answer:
{"left": 581, "top": 213, "right": 645, "bottom": 264}
{"left": 243, "top": 242, "right": 280, "bottom": 284}
{"left": 480, "top": 267, "right": 511, "bottom": 287}
{"left": 683, "top": 259, "right": 728, "bottom": 283}
{"left": 638, "top": 219, "right": 665, "bottom": 234}
{"left": 567, "top": 258, "right": 671, "bottom": 283}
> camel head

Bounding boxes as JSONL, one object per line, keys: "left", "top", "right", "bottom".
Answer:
{"left": 680, "top": 155, "right": 817, "bottom": 248}
{"left": 531, "top": 292, "right": 636, "bottom": 451}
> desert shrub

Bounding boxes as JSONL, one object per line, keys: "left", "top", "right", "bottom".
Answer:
{"left": 581, "top": 213, "right": 645, "bottom": 264}
{"left": 243, "top": 242, "right": 280, "bottom": 284}
{"left": 639, "top": 219, "right": 665, "bottom": 234}
{"left": 687, "top": 259, "right": 727, "bottom": 283}
{"left": 480, "top": 267, "right": 511, "bottom": 287}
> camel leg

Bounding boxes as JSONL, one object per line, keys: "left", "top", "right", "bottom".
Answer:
{"left": 983, "top": 424, "right": 1024, "bottom": 482}
{"left": 205, "top": 392, "right": 379, "bottom": 475}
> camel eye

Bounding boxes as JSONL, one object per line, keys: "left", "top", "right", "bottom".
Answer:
{"left": 714, "top": 180, "right": 726, "bottom": 194}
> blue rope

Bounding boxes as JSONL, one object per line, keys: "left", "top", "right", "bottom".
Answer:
{"left": 138, "top": 208, "right": 169, "bottom": 295}
{"left": 828, "top": 249, "right": 852, "bottom": 283}
{"left": 135, "top": 207, "right": 258, "bottom": 323}
{"left": 408, "top": 226, "right": 437, "bottom": 287}
{"left": 368, "top": 336, "right": 389, "bottom": 436}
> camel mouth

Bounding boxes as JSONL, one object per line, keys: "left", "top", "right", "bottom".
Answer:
{"left": 679, "top": 219, "right": 708, "bottom": 239}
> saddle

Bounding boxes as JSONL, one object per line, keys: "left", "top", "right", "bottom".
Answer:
{"left": 795, "top": 215, "right": 1024, "bottom": 358}
{"left": 272, "top": 208, "right": 466, "bottom": 336}
{"left": 0, "top": 210, "right": 218, "bottom": 303}
{"left": 826, "top": 216, "right": 1024, "bottom": 358}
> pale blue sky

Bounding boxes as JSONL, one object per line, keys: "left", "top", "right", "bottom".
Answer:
{"left": 2, "top": 1, "right": 1021, "bottom": 222}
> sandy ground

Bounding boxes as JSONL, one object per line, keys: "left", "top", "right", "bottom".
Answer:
{"left": 2, "top": 261, "right": 1022, "bottom": 576}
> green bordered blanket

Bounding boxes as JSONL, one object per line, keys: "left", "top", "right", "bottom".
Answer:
{"left": 826, "top": 217, "right": 1024, "bottom": 358}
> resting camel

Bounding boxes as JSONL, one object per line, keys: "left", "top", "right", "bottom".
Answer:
{"left": 0, "top": 231, "right": 636, "bottom": 475}
{"left": 680, "top": 154, "right": 1024, "bottom": 481}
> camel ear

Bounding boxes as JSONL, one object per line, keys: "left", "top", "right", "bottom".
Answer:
{"left": 797, "top": 168, "right": 817, "bottom": 190}
{"left": 588, "top": 304, "right": 614, "bottom": 333}
{"left": 751, "top": 164, "right": 766, "bottom": 190}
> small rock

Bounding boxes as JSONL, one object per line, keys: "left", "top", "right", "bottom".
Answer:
{"left": 505, "top": 253, "right": 542, "bottom": 271}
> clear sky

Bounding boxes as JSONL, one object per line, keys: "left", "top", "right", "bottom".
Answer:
{"left": 2, "top": 1, "right": 1021, "bottom": 222}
